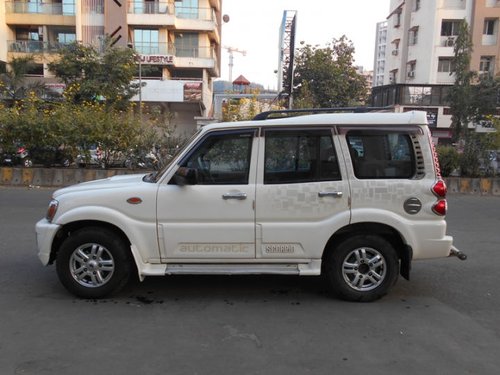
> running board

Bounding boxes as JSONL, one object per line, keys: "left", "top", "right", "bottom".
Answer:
{"left": 165, "top": 264, "right": 301, "bottom": 275}
{"left": 163, "top": 261, "right": 322, "bottom": 276}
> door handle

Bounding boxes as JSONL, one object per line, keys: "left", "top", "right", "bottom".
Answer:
{"left": 222, "top": 192, "right": 247, "bottom": 200}
{"left": 318, "top": 191, "right": 343, "bottom": 198}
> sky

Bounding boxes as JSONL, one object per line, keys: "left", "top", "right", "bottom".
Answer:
{"left": 219, "top": 0, "right": 391, "bottom": 90}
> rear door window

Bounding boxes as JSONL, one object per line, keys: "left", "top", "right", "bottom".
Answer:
{"left": 264, "top": 129, "right": 341, "bottom": 184}
{"left": 346, "top": 131, "right": 416, "bottom": 179}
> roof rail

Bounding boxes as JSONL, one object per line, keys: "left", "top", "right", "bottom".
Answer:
{"left": 252, "top": 107, "right": 394, "bottom": 121}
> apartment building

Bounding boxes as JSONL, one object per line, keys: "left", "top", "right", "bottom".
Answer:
{"left": 373, "top": 0, "right": 500, "bottom": 142}
{"left": 0, "top": 0, "right": 222, "bottom": 135}
{"left": 471, "top": 0, "right": 500, "bottom": 77}
{"left": 373, "top": 21, "right": 388, "bottom": 87}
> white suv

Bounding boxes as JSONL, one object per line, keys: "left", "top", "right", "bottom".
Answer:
{"left": 36, "top": 111, "right": 465, "bottom": 301}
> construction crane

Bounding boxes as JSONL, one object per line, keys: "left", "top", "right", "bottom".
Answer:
{"left": 223, "top": 46, "right": 246, "bottom": 83}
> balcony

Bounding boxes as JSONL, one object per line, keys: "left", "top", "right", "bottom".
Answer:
{"left": 5, "top": 1, "right": 75, "bottom": 15}
{"left": 5, "top": 1, "right": 76, "bottom": 26}
{"left": 438, "top": 0, "right": 466, "bottom": 9}
{"left": 130, "top": 42, "right": 218, "bottom": 74}
{"left": 7, "top": 40, "right": 71, "bottom": 54}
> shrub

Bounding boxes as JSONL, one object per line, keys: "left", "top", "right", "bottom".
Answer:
{"left": 436, "top": 145, "right": 459, "bottom": 177}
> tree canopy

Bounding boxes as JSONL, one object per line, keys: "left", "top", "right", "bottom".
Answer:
{"left": 292, "top": 36, "right": 368, "bottom": 108}
{"left": 0, "top": 57, "right": 49, "bottom": 103}
{"left": 48, "top": 38, "right": 140, "bottom": 108}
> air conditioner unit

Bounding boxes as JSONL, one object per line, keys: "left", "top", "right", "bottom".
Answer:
{"left": 408, "top": 71, "right": 415, "bottom": 78}
{"left": 445, "top": 37, "right": 455, "bottom": 47}
{"left": 392, "top": 49, "right": 399, "bottom": 56}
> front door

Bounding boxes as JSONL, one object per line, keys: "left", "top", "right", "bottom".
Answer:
{"left": 157, "top": 129, "right": 258, "bottom": 260}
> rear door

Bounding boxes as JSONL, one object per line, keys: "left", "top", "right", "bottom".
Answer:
{"left": 255, "top": 128, "right": 351, "bottom": 260}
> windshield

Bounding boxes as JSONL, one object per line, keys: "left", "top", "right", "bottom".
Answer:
{"left": 148, "top": 129, "right": 203, "bottom": 183}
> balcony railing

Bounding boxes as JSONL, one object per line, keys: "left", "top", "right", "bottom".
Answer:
{"left": 8, "top": 40, "right": 71, "bottom": 53}
{"left": 5, "top": 1, "right": 76, "bottom": 15}
{"left": 132, "top": 42, "right": 216, "bottom": 59}
{"left": 127, "top": 1, "right": 215, "bottom": 20}
{"left": 128, "top": 0, "right": 170, "bottom": 14}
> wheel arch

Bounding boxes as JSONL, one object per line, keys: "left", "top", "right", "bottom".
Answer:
{"left": 322, "top": 222, "right": 412, "bottom": 280}
{"left": 49, "top": 220, "right": 132, "bottom": 265}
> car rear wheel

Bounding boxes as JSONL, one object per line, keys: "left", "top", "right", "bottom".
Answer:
{"left": 325, "top": 235, "right": 399, "bottom": 302}
{"left": 56, "top": 227, "right": 133, "bottom": 298}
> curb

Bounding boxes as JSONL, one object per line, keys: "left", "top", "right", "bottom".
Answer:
{"left": 1, "top": 167, "right": 137, "bottom": 188}
{"left": 1, "top": 167, "right": 499, "bottom": 195}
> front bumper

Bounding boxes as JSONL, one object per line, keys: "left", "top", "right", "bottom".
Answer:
{"left": 35, "top": 219, "right": 61, "bottom": 265}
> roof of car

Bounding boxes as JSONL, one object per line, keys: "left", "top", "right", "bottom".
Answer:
{"left": 204, "top": 111, "right": 428, "bottom": 132}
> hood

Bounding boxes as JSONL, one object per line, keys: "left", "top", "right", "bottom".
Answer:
{"left": 53, "top": 174, "right": 149, "bottom": 198}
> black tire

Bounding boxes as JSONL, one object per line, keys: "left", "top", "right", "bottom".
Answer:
{"left": 325, "top": 235, "right": 399, "bottom": 302}
{"left": 56, "top": 227, "right": 133, "bottom": 299}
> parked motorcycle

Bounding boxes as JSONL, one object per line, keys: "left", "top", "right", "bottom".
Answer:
{"left": 1, "top": 145, "right": 72, "bottom": 168}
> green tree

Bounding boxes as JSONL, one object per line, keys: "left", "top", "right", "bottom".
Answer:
{"left": 0, "top": 56, "right": 49, "bottom": 104}
{"left": 448, "top": 19, "right": 474, "bottom": 141}
{"left": 48, "top": 38, "right": 140, "bottom": 109}
{"left": 292, "top": 36, "right": 368, "bottom": 108}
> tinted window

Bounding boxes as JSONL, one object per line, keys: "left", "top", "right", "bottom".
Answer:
{"left": 181, "top": 131, "right": 254, "bottom": 185}
{"left": 347, "top": 131, "right": 415, "bottom": 179}
{"left": 264, "top": 130, "right": 341, "bottom": 184}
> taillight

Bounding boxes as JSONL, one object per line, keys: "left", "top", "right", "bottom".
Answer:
{"left": 431, "top": 180, "right": 447, "bottom": 215}
{"left": 432, "top": 180, "right": 447, "bottom": 198}
{"left": 432, "top": 199, "right": 447, "bottom": 216}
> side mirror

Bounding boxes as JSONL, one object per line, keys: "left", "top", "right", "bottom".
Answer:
{"left": 173, "top": 167, "right": 198, "bottom": 186}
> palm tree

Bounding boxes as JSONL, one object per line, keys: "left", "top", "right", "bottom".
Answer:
{"left": 0, "top": 56, "right": 49, "bottom": 105}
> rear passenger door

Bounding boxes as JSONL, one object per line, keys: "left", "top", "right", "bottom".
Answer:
{"left": 255, "top": 128, "right": 351, "bottom": 260}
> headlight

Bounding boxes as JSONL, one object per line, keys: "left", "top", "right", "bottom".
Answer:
{"left": 46, "top": 199, "right": 59, "bottom": 222}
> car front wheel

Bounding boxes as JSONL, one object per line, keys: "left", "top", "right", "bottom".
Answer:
{"left": 325, "top": 235, "right": 399, "bottom": 302}
{"left": 56, "top": 227, "right": 133, "bottom": 298}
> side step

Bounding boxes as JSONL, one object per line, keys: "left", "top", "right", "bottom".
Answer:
{"left": 165, "top": 264, "right": 301, "bottom": 275}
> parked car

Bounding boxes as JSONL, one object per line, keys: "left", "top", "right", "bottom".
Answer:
{"left": 36, "top": 110, "right": 465, "bottom": 301}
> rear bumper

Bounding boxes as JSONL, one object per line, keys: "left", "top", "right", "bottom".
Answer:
{"left": 35, "top": 219, "right": 61, "bottom": 265}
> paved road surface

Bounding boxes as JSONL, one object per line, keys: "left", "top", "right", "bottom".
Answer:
{"left": 0, "top": 187, "right": 499, "bottom": 374}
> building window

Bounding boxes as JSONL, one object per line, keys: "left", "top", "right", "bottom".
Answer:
{"left": 175, "top": 0, "right": 199, "bottom": 19}
{"left": 441, "top": 20, "right": 461, "bottom": 36}
{"left": 479, "top": 56, "right": 495, "bottom": 75}
{"left": 407, "top": 61, "right": 416, "bottom": 78}
{"left": 25, "top": 63, "right": 44, "bottom": 76}
{"left": 57, "top": 32, "right": 76, "bottom": 44}
{"left": 394, "top": 11, "right": 402, "bottom": 27}
{"left": 390, "top": 69, "right": 398, "bottom": 83}
{"left": 438, "top": 57, "right": 455, "bottom": 72}
{"left": 484, "top": 19, "right": 498, "bottom": 35}
{"left": 409, "top": 27, "right": 419, "bottom": 45}
{"left": 174, "top": 32, "right": 199, "bottom": 57}
{"left": 133, "top": 29, "right": 159, "bottom": 54}
{"left": 391, "top": 39, "right": 400, "bottom": 55}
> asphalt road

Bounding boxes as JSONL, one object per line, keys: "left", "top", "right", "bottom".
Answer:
{"left": 1, "top": 186, "right": 499, "bottom": 374}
